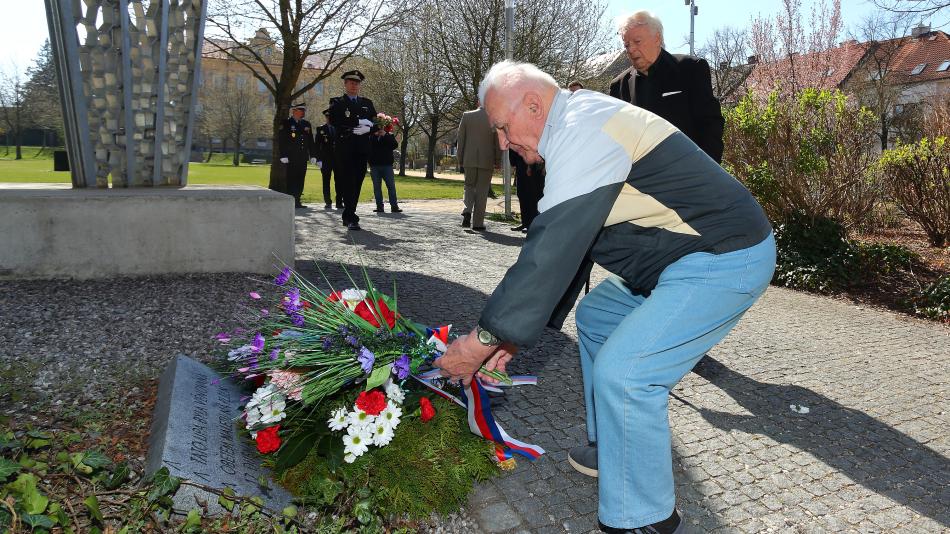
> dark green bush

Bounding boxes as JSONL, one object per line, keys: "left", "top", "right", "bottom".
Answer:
{"left": 914, "top": 275, "right": 950, "bottom": 320}
{"left": 855, "top": 242, "right": 919, "bottom": 277}
{"left": 773, "top": 214, "right": 859, "bottom": 292}
{"left": 878, "top": 136, "right": 950, "bottom": 247}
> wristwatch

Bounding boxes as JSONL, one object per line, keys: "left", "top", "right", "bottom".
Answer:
{"left": 475, "top": 325, "right": 501, "bottom": 346}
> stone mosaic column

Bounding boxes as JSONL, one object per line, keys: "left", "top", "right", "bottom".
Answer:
{"left": 44, "top": 0, "right": 207, "bottom": 187}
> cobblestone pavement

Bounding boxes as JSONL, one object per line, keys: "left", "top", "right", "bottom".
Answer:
{"left": 296, "top": 201, "right": 950, "bottom": 534}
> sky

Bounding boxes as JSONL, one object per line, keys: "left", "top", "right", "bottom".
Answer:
{"left": 0, "top": 0, "right": 934, "bottom": 73}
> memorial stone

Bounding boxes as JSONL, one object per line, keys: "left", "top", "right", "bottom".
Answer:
{"left": 146, "top": 355, "right": 293, "bottom": 514}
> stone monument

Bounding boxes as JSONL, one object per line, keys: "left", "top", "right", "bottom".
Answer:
{"left": 146, "top": 355, "right": 293, "bottom": 514}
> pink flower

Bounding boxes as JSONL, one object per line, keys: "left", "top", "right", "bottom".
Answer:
{"left": 249, "top": 291, "right": 261, "bottom": 300}
{"left": 269, "top": 370, "right": 304, "bottom": 401}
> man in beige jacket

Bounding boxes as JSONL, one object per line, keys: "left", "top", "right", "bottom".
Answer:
{"left": 457, "top": 106, "right": 500, "bottom": 230}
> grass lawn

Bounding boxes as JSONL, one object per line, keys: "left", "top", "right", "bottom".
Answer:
{"left": 0, "top": 153, "right": 463, "bottom": 203}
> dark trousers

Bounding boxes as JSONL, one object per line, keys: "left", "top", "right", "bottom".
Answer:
{"left": 286, "top": 157, "right": 308, "bottom": 204}
{"left": 320, "top": 159, "right": 341, "bottom": 207}
{"left": 338, "top": 149, "right": 368, "bottom": 224}
{"left": 516, "top": 174, "right": 545, "bottom": 227}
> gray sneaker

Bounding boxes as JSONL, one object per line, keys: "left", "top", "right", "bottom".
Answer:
{"left": 568, "top": 443, "right": 598, "bottom": 477}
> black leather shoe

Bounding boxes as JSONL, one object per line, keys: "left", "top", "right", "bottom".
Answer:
{"left": 510, "top": 224, "right": 526, "bottom": 231}
{"left": 324, "top": 203, "right": 332, "bottom": 210}
{"left": 471, "top": 226, "right": 486, "bottom": 231}
{"left": 391, "top": 206, "right": 403, "bottom": 213}
{"left": 461, "top": 213, "right": 471, "bottom": 228}
{"left": 373, "top": 206, "right": 384, "bottom": 213}
{"left": 347, "top": 222, "right": 362, "bottom": 231}
{"left": 598, "top": 510, "right": 683, "bottom": 534}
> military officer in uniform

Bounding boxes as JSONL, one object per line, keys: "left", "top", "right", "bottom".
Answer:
{"left": 315, "top": 109, "right": 340, "bottom": 210}
{"left": 278, "top": 102, "right": 318, "bottom": 209}
{"left": 328, "top": 69, "right": 377, "bottom": 230}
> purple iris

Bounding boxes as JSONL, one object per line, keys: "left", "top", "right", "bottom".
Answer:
{"left": 270, "top": 348, "right": 280, "bottom": 361}
{"left": 284, "top": 287, "right": 302, "bottom": 313}
{"left": 251, "top": 332, "right": 265, "bottom": 353}
{"left": 345, "top": 335, "right": 359, "bottom": 347}
{"left": 394, "top": 354, "right": 410, "bottom": 380}
{"left": 274, "top": 266, "right": 292, "bottom": 286}
{"left": 215, "top": 332, "right": 231, "bottom": 343}
{"left": 357, "top": 347, "right": 375, "bottom": 374}
{"left": 322, "top": 336, "right": 333, "bottom": 350}
{"left": 291, "top": 313, "right": 305, "bottom": 327}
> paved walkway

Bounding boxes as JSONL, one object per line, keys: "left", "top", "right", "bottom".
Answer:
{"left": 295, "top": 201, "right": 949, "bottom": 533}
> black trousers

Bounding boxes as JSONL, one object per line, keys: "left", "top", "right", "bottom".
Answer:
{"left": 320, "top": 159, "right": 341, "bottom": 207}
{"left": 338, "top": 149, "right": 368, "bottom": 224}
{"left": 286, "top": 157, "right": 308, "bottom": 203}
{"left": 516, "top": 173, "right": 545, "bottom": 227}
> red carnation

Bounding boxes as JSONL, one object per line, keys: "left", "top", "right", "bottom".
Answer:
{"left": 271, "top": 329, "right": 282, "bottom": 337}
{"left": 255, "top": 425, "right": 281, "bottom": 454}
{"left": 251, "top": 374, "right": 267, "bottom": 388}
{"left": 355, "top": 390, "right": 387, "bottom": 416}
{"left": 353, "top": 298, "right": 396, "bottom": 329}
{"left": 327, "top": 291, "right": 343, "bottom": 302}
{"left": 419, "top": 397, "right": 436, "bottom": 423}
{"left": 302, "top": 299, "right": 312, "bottom": 309}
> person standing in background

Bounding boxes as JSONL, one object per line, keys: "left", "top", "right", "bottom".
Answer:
{"left": 456, "top": 105, "right": 500, "bottom": 231}
{"left": 608, "top": 10, "right": 724, "bottom": 163}
{"left": 368, "top": 129, "right": 402, "bottom": 213}
{"left": 277, "top": 102, "right": 318, "bottom": 209}
{"left": 509, "top": 149, "right": 544, "bottom": 233}
{"left": 328, "top": 70, "right": 377, "bottom": 231}
{"left": 315, "top": 109, "right": 340, "bottom": 210}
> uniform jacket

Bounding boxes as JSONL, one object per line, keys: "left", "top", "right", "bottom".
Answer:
{"left": 456, "top": 108, "right": 500, "bottom": 170}
{"left": 314, "top": 123, "right": 336, "bottom": 162}
{"left": 277, "top": 117, "right": 315, "bottom": 160}
{"left": 327, "top": 94, "right": 378, "bottom": 154}
{"left": 478, "top": 90, "right": 770, "bottom": 348}
{"left": 609, "top": 49, "right": 725, "bottom": 163}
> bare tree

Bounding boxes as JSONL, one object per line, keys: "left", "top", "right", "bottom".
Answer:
{"left": 872, "top": 0, "right": 949, "bottom": 23}
{"left": 699, "top": 26, "right": 751, "bottom": 102}
{"left": 201, "top": 73, "right": 271, "bottom": 165}
{"left": 206, "top": 0, "right": 416, "bottom": 192}
{"left": 0, "top": 64, "right": 29, "bottom": 160}
{"left": 23, "top": 41, "right": 63, "bottom": 153}
{"left": 747, "top": 0, "right": 845, "bottom": 95}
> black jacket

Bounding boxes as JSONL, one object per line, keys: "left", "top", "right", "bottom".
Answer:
{"left": 327, "top": 94, "right": 378, "bottom": 154}
{"left": 314, "top": 123, "right": 336, "bottom": 162}
{"left": 277, "top": 118, "right": 315, "bottom": 160}
{"left": 368, "top": 133, "right": 398, "bottom": 166}
{"left": 609, "top": 49, "right": 724, "bottom": 163}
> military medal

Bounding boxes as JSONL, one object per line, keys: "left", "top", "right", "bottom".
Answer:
{"left": 345, "top": 109, "right": 351, "bottom": 118}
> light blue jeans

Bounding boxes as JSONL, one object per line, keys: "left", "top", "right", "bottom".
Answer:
{"left": 369, "top": 165, "right": 399, "bottom": 209}
{"left": 575, "top": 233, "right": 776, "bottom": 528}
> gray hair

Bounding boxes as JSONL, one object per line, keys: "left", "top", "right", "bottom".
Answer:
{"left": 619, "top": 10, "right": 665, "bottom": 47}
{"left": 477, "top": 60, "right": 559, "bottom": 108}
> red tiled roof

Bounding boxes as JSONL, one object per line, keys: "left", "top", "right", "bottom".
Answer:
{"left": 745, "top": 40, "right": 872, "bottom": 92}
{"left": 883, "top": 30, "right": 950, "bottom": 85}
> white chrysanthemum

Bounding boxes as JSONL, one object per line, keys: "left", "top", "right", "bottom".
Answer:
{"left": 378, "top": 403, "right": 402, "bottom": 429}
{"left": 341, "top": 289, "right": 368, "bottom": 308}
{"left": 259, "top": 395, "right": 287, "bottom": 425}
{"left": 343, "top": 452, "right": 357, "bottom": 464}
{"left": 245, "top": 408, "right": 262, "bottom": 428}
{"left": 371, "top": 423, "right": 395, "bottom": 447}
{"left": 347, "top": 409, "right": 375, "bottom": 428}
{"left": 343, "top": 427, "right": 370, "bottom": 457}
{"left": 228, "top": 344, "right": 255, "bottom": 360}
{"left": 384, "top": 381, "right": 405, "bottom": 404}
{"left": 251, "top": 384, "right": 278, "bottom": 403}
{"left": 327, "top": 408, "right": 348, "bottom": 431}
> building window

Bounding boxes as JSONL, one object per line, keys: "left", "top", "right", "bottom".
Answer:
{"left": 236, "top": 74, "right": 247, "bottom": 87}
{"left": 256, "top": 139, "right": 268, "bottom": 148}
{"left": 894, "top": 104, "right": 904, "bottom": 114}
{"left": 213, "top": 74, "right": 224, "bottom": 88}
{"left": 258, "top": 80, "right": 267, "bottom": 92}
{"left": 910, "top": 63, "right": 927, "bottom": 75}
{"left": 937, "top": 60, "right": 950, "bottom": 72}
{"left": 825, "top": 68, "right": 835, "bottom": 76}
{"left": 315, "top": 81, "right": 324, "bottom": 96}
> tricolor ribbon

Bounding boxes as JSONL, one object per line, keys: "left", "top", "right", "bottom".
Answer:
{"left": 411, "top": 368, "right": 545, "bottom": 460}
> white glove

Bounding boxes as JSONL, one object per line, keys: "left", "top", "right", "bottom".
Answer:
{"left": 352, "top": 124, "right": 371, "bottom": 135}
{"left": 316, "top": 160, "right": 323, "bottom": 169}
{"left": 280, "top": 157, "right": 289, "bottom": 164}
{"left": 358, "top": 118, "right": 373, "bottom": 128}
{"left": 310, "top": 157, "right": 317, "bottom": 165}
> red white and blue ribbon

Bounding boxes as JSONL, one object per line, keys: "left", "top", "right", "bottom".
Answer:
{"left": 411, "top": 370, "right": 545, "bottom": 460}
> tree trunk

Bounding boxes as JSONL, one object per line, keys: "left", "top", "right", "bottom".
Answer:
{"left": 205, "top": 135, "right": 213, "bottom": 162}
{"left": 425, "top": 114, "right": 439, "bottom": 179}
{"left": 14, "top": 129, "right": 22, "bottom": 160}
{"left": 233, "top": 127, "right": 242, "bottom": 166}
{"left": 399, "top": 126, "right": 410, "bottom": 176}
{"left": 880, "top": 114, "right": 888, "bottom": 151}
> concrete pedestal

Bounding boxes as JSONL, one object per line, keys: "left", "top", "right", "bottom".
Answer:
{"left": 0, "top": 184, "right": 294, "bottom": 279}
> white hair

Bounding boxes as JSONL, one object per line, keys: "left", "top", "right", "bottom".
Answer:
{"left": 477, "top": 60, "right": 559, "bottom": 109}
{"left": 619, "top": 10, "right": 665, "bottom": 47}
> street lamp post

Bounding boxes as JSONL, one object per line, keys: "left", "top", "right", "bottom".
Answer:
{"left": 685, "top": 0, "right": 698, "bottom": 56}
{"left": 503, "top": 0, "right": 515, "bottom": 218}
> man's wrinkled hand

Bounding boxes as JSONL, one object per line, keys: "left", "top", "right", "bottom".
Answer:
{"left": 477, "top": 343, "right": 518, "bottom": 385}
{"left": 433, "top": 332, "right": 493, "bottom": 387}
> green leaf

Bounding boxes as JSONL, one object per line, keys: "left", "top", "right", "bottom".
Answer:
{"left": 21, "top": 513, "right": 54, "bottom": 528}
{"left": 25, "top": 431, "right": 52, "bottom": 450}
{"left": 365, "top": 365, "right": 391, "bottom": 391}
{"left": 106, "top": 462, "right": 130, "bottom": 489}
{"left": 0, "top": 456, "right": 21, "bottom": 481}
{"left": 79, "top": 450, "right": 111, "bottom": 470}
{"left": 84, "top": 495, "right": 103, "bottom": 522}
{"left": 217, "top": 492, "right": 235, "bottom": 512}
{"left": 146, "top": 467, "right": 181, "bottom": 502}
{"left": 282, "top": 504, "right": 298, "bottom": 519}
{"left": 47, "top": 502, "right": 68, "bottom": 527}
{"left": 274, "top": 429, "right": 320, "bottom": 472}
{"left": 182, "top": 509, "right": 201, "bottom": 531}
{"left": 8, "top": 473, "right": 48, "bottom": 514}
{"left": 353, "top": 499, "right": 373, "bottom": 525}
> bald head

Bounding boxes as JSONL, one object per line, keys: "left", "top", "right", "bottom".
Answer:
{"left": 477, "top": 61, "right": 558, "bottom": 164}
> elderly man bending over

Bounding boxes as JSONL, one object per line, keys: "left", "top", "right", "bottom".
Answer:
{"left": 434, "top": 60, "right": 775, "bottom": 533}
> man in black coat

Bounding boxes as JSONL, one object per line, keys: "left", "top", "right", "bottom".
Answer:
{"left": 277, "top": 102, "right": 318, "bottom": 208}
{"left": 509, "top": 149, "right": 544, "bottom": 233}
{"left": 327, "top": 69, "right": 377, "bottom": 230}
{"left": 609, "top": 11, "right": 724, "bottom": 163}
{"left": 314, "top": 109, "right": 340, "bottom": 210}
